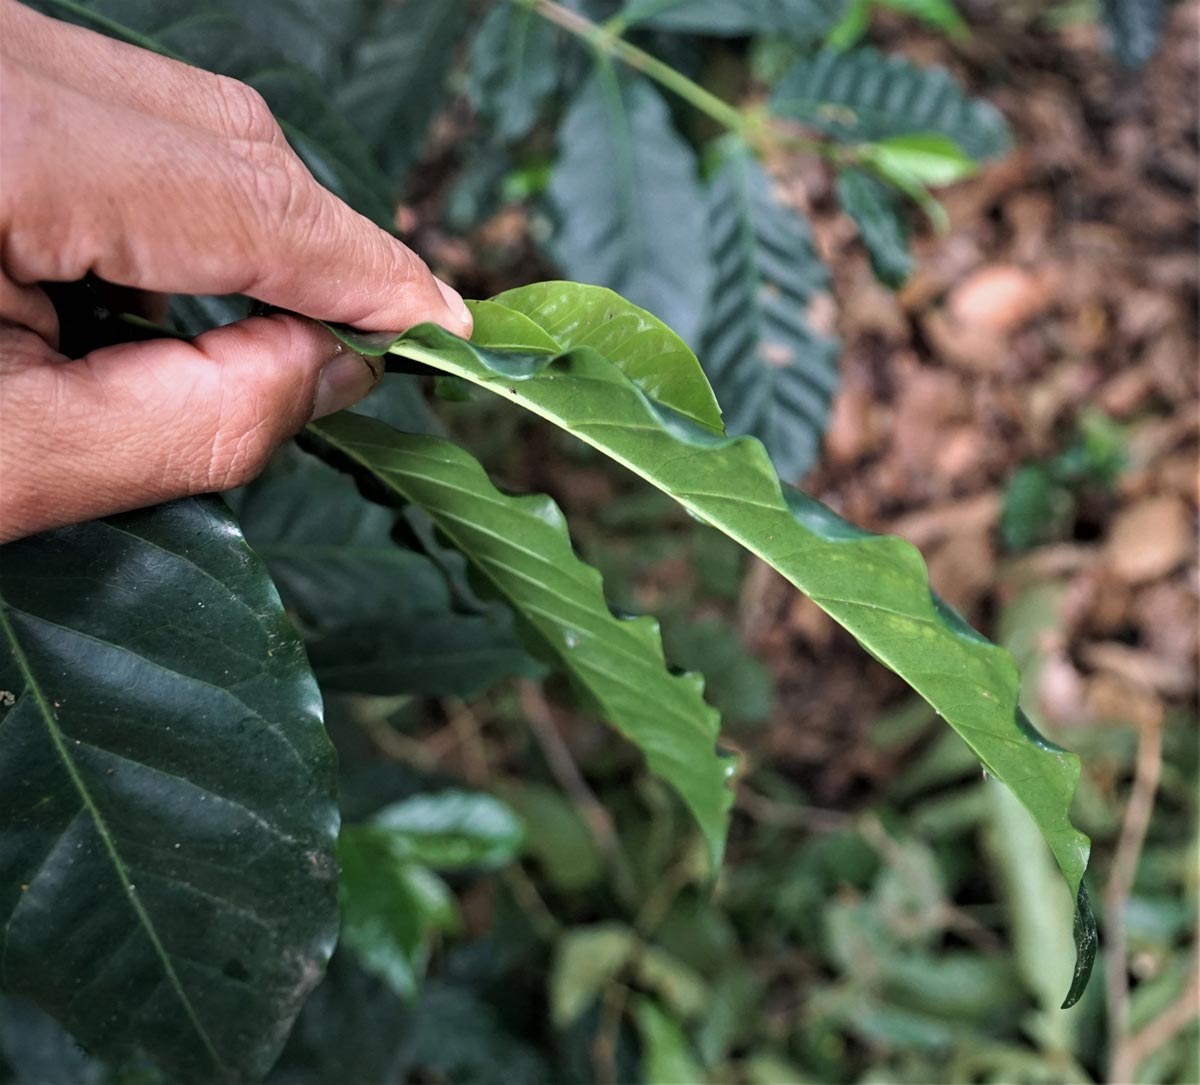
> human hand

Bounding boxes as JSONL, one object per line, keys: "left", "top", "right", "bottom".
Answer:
{"left": 0, "top": 0, "right": 472, "bottom": 542}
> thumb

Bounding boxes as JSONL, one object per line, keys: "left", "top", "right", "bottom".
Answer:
{"left": 0, "top": 315, "right": 376, "bottom": 541}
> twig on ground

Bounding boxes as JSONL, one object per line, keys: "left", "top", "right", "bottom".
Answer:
{"left": 1106, "top": 712, "right": 1167, "bottom": 1084}
{"left": 1112, "top": 963, "right": 1200, "bottom": 1084}
{"left": 735, "top": 783, "right": 853, "bottom": 832}
{"left": 360, "top": 716, "right": 458, "bottom": 772}
{"left": 443, "top": 697, "right": 492, "bottom": 787}
{"left": 518, "top": 680, "right": 638, "bottom": 902}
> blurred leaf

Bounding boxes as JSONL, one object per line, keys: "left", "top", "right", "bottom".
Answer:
{"left": 836, "top": 167, "right": 914, "bottom": 287}
{"left": 369, "top": 790, "right": 525, "bottom": 870}
{"left": 500, "top": 782, "right": 604, "bottom": 892}
{"left": 661, "top": 617, "right": 773, "bottom": 725}
{"left": 744, "top": 1052, "right": 822, "bottom": 1084}
{"left": 1051, "top": 407, "right": 1128, "bottom": 488}
{"left": 637, "top": 948, "right": 709, "bottom": 1019}
{"left": 849, "top": 1002, "right": 958, "bottom": 1052}
{"left": 880, "top": 952, "right": 1021, "bottom": 1023}
{"left": 0, "top": 998, "right": 107, "bottom": 1085}
{"left": 700, "top": 142, "right": 839, "bottom": 481}
{"left": 694, "top": 967, "right": 759, "bottom": 1064}
{"left": 303, "top": 415, "right": 736, "bottom": 869}
{"left": 829, "top": 0, "right": 968, "bottom": 48}
{"left": 220, "top": 0, "right": 368, "bottom": 78}
{"left": 863, "top": 132, "right": 978, "bottom": 187}
{"left": 622, "top": 0, "right": 847, "bottom": 37}
{"left": 1000, "top": 464, "right": 1075, "bottom": 552}
{"left": 469, "top": 3, "right": 561, "bottom": 142}
{"left": 881, "top": 0, "right": 967, "bottom": 34}
{"left": 0, "top": 499, "right": 338, "bottom": 1081}
{"left": 333, "top": 0, "right": 468, "bottom": 183}
{"left": 551, "top": 923, "right": 636, "bottom": 1027}
{"left": 1102, "top": 0, "right": 1165, "bottom": 67}
{"left": 231, "top": 449, "right": 541, "bottom": 698}
{"left": 338, "top": 790, "right": 521, "bottom": 999}
{"left": 401, "top": 982, "right": 550, "bottom": 1085}
{"left": 984, "top": 780, "right": 1083, "bottom": 1032}
{"left": 633, "top": 998, "right": 705, "bottom": 1085}
{"left": 549, "top": 67, "right": 711, "bottom": 345}
{"left": 771, "top": 46, "right": 1010, "bottom": 161}
{"left": 338, "top": 831, "right": 457, "bottom": 1000}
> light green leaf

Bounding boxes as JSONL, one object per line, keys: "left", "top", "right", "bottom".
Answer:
{"left": 466, "top": 300, "right": 563, "bottom": 354}
{"left": 338, "top": 829, "right": 457, "bottom": 1001}
{"left": 368, "top": 790, "right": 525, "bottom": 870}
{"left": 338, "top": 789, "right": 521, "bottom": 999}
{"left": 301, "top": 415, "right": 736, "bottom": 868}
{"left": 633, "top": 997, "right": 706, "bottom": 1085}
{"left": 863, "top": 132, "right": 979, "bottom": 188}
{"left": 880, "top": 0, "right": 968, "bottom": 36}
{"left": 550, "top": 923, "right": 636, "bottom": 1027}
{"left": 637, "top": 947, "right": 709, "bottom": 1020}
{"left": 549, "top": 67, "right": 711, "bottom": 346}
{"left": 836, "top": 167, "right": 914, "bottom": 288}
{"left": 341, "top": 297, "right": 1094, "bottom": 998}
{"left": 829, "top": 0, "right": 968, "bottom": 48}
{"left": 771, "top": 46, "right": 1010, "bottom": 162}
{"left": 699, "top": 142, "right": 839, "bottom": 480}
{"left": 0, "top": 498, "right": 338, "bottom": 1080}
{"left": 498, "top": 782, "right": 604, "bottom": 892}
{"left": 491, "top": 281, "right": 724, "bottom": 434}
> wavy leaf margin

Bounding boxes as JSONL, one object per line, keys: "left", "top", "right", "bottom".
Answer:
{"left": 329, "top": 308, "right": 1096, "bottom": 1004}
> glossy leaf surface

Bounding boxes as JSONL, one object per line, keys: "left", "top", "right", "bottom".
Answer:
{"left": 491, "top": 281, "right": 724, "bottom": 434}
{"left": 700, "top": 144, "right": 839, "bottom": 480}
{"left": 359, "top": 297, "right": 1094, "bottom": 994}
{"left": 338, "top": 790, "right": 522, "bottom": 999}
{"left": 303, "top": 414, "right": 736, "bottom": 869}
{"left": 0, "top": 499, "right": 339, "bottom": 1081}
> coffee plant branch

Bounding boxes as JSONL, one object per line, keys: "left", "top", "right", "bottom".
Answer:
{"left": 508, "top": 0, "right": 848, "bottom": 162}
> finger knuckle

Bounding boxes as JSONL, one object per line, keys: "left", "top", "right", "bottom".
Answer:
{"left": 211, "top": 75, "right": 278, "bottom": 142}
{"left": 202, "top": 412, "right": 277, "bottom": 492}
{"left": 232, "top": 145, "right": 313, "bottom": 241}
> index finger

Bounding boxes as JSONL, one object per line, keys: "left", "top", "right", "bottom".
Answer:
{"left": 1, "top": 61, "right": 472, "bottom": 337}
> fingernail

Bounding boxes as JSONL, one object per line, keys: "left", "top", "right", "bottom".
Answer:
{"left": 436, "top": 279, "right": 473, "bottom": 333}
{"left": 312, "top": 347, "right": 380, "bottom": 419}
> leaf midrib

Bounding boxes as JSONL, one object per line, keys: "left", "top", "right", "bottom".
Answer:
{"left": 0, "top": 597, "right": 228, "bottom": 1076}
{"left": 307, "top": 425, "right": 717, "bottom": 741}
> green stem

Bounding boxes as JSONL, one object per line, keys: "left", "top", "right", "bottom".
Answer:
{"left": 553, "top": 2, "right": 746, "bottom": 132}
{"left": 510, "top": 0, "right": 836, "bottom": 159}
